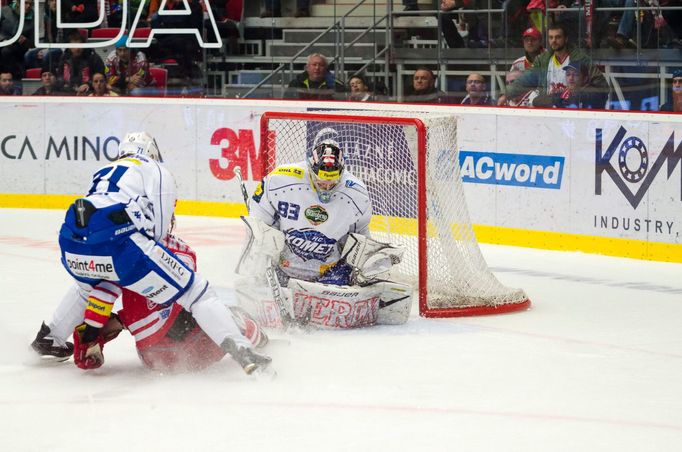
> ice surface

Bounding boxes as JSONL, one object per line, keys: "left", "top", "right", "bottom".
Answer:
{"left": 1, "top": 209, "right": 681, "bottom": 452}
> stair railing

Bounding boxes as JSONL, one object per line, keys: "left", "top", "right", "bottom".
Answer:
{"left": 240, "top": 0, "right": 390, "bottom": 99}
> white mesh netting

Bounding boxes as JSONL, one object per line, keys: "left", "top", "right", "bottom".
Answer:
{"left": 261, "top": 110, "right": 529, "bottom": 316}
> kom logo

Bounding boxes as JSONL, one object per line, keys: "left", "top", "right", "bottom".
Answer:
{"left": 459, "top": 151, "right": 565, "bottom": 189}
{"left": 595, "top": 127, "right": 682, "bottom": 209}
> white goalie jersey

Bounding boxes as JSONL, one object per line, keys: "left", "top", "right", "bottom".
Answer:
{"left": 248, "top": 162, "right": 372, "bottom": 282}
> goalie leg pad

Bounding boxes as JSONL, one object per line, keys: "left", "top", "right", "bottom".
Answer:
{"left": 375, "top": 281, "right": 413, "bottom": 325}
{"left": 288, "top": 279, "right": 384, "bottom": 329}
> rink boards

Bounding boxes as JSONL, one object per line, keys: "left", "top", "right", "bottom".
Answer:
{"left": 0, "top": 97, "right": 680, "bottom": 262}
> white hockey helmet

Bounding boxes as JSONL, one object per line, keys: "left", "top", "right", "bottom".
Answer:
{"left": 118, "top": 131, "right": 161, "bottom": 161}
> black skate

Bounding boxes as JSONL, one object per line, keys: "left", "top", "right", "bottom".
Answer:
{"left": 31, "top": 322, "right": 74, "bottom": 361}
{"left": 221, "top": 338, "right": 272, "bottom": 375}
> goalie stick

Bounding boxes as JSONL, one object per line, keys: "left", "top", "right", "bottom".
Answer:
{"left": 234, "top": 167, "right": 295, "bottom": 327}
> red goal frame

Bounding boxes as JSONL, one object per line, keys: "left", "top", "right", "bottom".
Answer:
{"left": 260, "top": 111, "right": 531, "bottom": 318}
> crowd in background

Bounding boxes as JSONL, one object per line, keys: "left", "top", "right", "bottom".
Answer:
{"left": 0, "top": 0, "right": 680, "bottom": 112}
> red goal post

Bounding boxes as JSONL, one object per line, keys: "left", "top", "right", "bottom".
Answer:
{"left": 259, "top": 110, "right": 530, "bottom": 317}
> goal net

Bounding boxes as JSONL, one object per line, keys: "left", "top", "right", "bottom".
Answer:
{"left": 260, "top": 110, "right": 530, "bottom": 317}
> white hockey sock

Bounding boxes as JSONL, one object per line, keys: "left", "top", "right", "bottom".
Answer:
{"left": 48, "top": 284, "right": 89, "bottom": 346}
{"left": 178, "top": 276, "right": 252, "bottom": 349}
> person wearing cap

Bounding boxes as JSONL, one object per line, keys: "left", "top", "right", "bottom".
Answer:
{"left": 659, "top": 69, "right": 682, "bottom": 112}
{"left": 104, "top": 35, "right": 154, "bottom": 96}
{"left": 31, "top": 65, "right": 65, "bottom": 96}
{"left": 502, "top": 22, "right": 608, "bottom": 108}
{"left": 510, "top": 27, "right": 545, "bottom": 72}
{"left": 533, "top": 61, "right": 607, "bottom": 109}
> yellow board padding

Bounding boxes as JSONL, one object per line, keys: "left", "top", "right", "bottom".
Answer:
{"left": 473, "top": 225, "right": 682, "bottom": 264}
{"left": 1, "top": 193, "right": 679, "bottom": 263}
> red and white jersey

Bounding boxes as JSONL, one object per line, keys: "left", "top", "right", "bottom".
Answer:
{"left": 546, "top": 53, "right": 570, "bottom": 95}
{"left": 510, "top": 55, "right": 532, "bottom": 72}
{"left": 116, "top": 234, "right": 196, "bottom": 348}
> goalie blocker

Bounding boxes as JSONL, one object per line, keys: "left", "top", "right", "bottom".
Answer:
{"left": 235, "top": 217, "right": 413, "bottom": 329}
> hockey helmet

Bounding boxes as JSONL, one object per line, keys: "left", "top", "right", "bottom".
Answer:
{"left": 118, "top": 131, "right": 161, "bottom": 161}
{"left": 307, "top": 140, "right": 344, "bottom": 202}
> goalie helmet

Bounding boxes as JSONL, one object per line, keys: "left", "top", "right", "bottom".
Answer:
{"left": 118, "top": 131, "right": 161, "bottom": 161}
{"left": 307, "top": 140, "right": 344, "bottom": 203}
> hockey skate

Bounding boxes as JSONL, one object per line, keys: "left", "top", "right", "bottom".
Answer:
{"left": 221, "top": 338, "right": 272, "bottom": 375}
{"left": 31, "top": 322, "right": 74, "bottom": 361}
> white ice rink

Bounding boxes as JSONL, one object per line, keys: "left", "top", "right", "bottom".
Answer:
{"left": 1, "top": 208, "right": 681, "bottom": 452}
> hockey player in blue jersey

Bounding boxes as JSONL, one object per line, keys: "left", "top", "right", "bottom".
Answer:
{"left": 235, "top": 140, "right": 414, "bottom": 329}
{"left": 31, "top": 132, "right": 271, "bottom": 374}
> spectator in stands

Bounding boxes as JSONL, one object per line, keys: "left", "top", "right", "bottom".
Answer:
{"left": 403, "top": 0, "right": 425, "bottom": 11}
{"left": 286, "top": 53, "right": 344, "bottom": 100}
{"left": 89, "top": 72, "right": 118, "bottom": 97}
{"left": 55, "top": 31, "right": 106, "bottom": 96}
{"left": 31, "top": 66, "right": 64, "bottom": 96}
{"left": 660, "top": 69, "right": 682, "bottom": 112}
{"left": 105, "top": 36, "right": 154, "bottom": 96}
{"left": 602, "top": 0, "right": 637, "bottom": 49}
{"left": 502, "top": 22, "right": 608, "bottom": 107}
{"left": 439, "top": 0, "right": 488, "bottom": 48}
{"left": 499, "top": 69, "right": 538, "bottom": 106}
{"left": 0, "top": 0, "right": 35, "bottom": 79}
{"left": 62, "top": 0, "right": 98, "bottom": 24}
{"left": 532, "top": 61, "right": 608, "bottom": 108}
{"left": 24, "top": 0, "right": 62, "bottom": 72}
{"left": 204, "top": 0, "right": 242, "bottom": 52}
{"left": 461, "top": 73, "right": 494, "bottom": 105}
{"left": 661, "top": 1, "right": 681, "bottom": 48}
{"left": 440, "top": 0, "right": 471, "bottom": 48}
{"left": 510, "top": 27, "right": 545, "bottom": 72}
{"left": 0, "top": 71, "right": 22, "bottom": 95}
{"left": 403, "top": 67, "right": 448, "bottom": 103}
{"left": 150, "top": 0, "right": 203, "bottom": 81}
{"left": 261, "top": 0, "right": 310, "bottom": 18}
{"left": 348, "top": 75, "right": 373, "bottom": 101}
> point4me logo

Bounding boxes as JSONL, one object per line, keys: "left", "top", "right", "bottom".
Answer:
{"left": 595, "top": 127, "right": 682, "bottom": 209}
{"left": 459, "top": 151, "right": 564, "bottom": 189}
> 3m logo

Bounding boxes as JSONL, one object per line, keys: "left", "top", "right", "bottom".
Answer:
{"left": 595, "top": 127, "right": 682, "bottom": 209}
{"left": 459, "top": 151, "right": 564, "bottom": 189}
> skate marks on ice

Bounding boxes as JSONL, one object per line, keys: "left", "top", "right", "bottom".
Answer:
{"left": 490, "top": 265, "right": 682, "bottom": 295}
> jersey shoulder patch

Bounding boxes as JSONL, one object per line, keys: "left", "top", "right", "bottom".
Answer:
{"left": 271, "top": 165, "right": 305, "bottom": 179}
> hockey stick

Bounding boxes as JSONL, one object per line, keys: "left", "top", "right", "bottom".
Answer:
{"left": 234, "top": 167, "right": 295, "bottom": 327}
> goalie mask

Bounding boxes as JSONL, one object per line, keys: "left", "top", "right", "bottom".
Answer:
{"left": 307, "top": 141, "right": 344, "bottom": 203}
{"left": 118, "top": 131, "right": 162, "bottom": 162}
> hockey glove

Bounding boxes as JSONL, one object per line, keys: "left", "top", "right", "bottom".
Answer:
{"left": 72, "top": 316, "right": 123, "bottom": 370}
{"left": 73, "top": 323, "right": 105, "bottom": 370}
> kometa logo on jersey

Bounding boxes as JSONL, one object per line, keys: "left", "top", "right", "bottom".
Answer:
{"left": 305, "top": 205, "right": 329, "bottom": 225}
{"left": 285, "top": 229, "right": 336, "bottom": 261}
{"left": 459, "top": 151, "right": 564, "bottom": 189}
